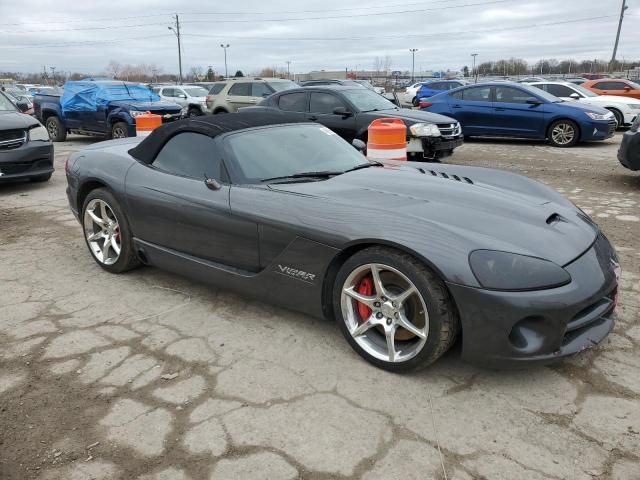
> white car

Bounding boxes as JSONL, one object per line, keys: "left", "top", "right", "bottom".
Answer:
{"left": 530, "top": 81, "right": 640, "bottom": 128}
{"left": 154, "top": 85, "right": 209, "bottom": 117}
{"left": 353, "top": 80, "right": 385, "bottom": 95}
{"left": 403, "top": 82, "right": 429, "bottom": 106}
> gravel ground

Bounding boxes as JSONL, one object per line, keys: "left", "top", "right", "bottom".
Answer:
{"left": 0, "top": 133, "right": 638, "bottom": 480}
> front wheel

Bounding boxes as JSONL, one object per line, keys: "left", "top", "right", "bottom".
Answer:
{"left": 548, "top": 119, "right": 579, "bottom": 148}
{"left": 111, "top": 122, "right": 129, "bottom": 139}
{"left": 411, "top": 96, "right": 418, "bottom": 107}
{"left": 82, "top": 188, "right": 140, "bottom": 274}
{"left": 187, "top": 107, "right": 202, "bottom": 117}
{"left": 45, "top": 116, "right": 66, "bottom": 142}
{"left": 607, "top": 109, "right": 623, "bottom": 129}
{"left": 333, "top": 247, "right": 459, "bottom": 372}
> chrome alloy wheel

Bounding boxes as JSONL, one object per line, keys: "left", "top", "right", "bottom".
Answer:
{"left": 83, "top": 199, "right": 121, "bottom": 265}
{"left": 551, "top": 122, "right": 575, "bottom": 146}
{"left": 340, "top": 263, "right": 429, "bottom": 363}
{"left": 112, "top": 126, "right": 127, "bottom": 139}
{"left": 46, "top": 119, "right": 58, "bottom": 139}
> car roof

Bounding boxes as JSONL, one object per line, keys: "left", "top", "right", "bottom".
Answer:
{"left": 529, "top": 81, "right": 575, "bottom": 86}
{"left": 298, "top": 85, "right": 361, "bottom": 91}
{"left": 128, "top": 111, "right": 311, "bottom": 164}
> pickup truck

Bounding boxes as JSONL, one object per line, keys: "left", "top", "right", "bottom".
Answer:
{"left": 34, "top": 80, "right": 184, "bottom": 142}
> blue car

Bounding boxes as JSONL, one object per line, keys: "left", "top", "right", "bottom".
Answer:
{"left": 420, "top": 82, "right": 617, "bottom": 147}
{"left": 417, "top": 80, "right": 469, "bottom": 100}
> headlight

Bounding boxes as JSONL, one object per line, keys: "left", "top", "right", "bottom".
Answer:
{"left": 469, "top": 250, "right": 571, "bottom": 291}
{"left": 29, "top": 124, "right": 50, "bottom": 141}
{"left": 409, "top": 123, "right": 441, "bottom": 137}
{"left": 585, "top": 111, "right": 613, "bottom": 121}
{"left": 130, "top": 110, "right": 146, "bottom": 118}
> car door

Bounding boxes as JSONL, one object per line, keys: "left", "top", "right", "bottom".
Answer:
{"left": 492, "top": 85, "right": 545, "bottom": 138}
{"left": 541, "top": 83, "right": 577, "bottom": 102}
{"left": 124, "top": 131, "right": 260, "bottom": 271}
{"left": 250, "top": 82, "right": 274, "bottom": 105}
{"left": 274, "top": 91, "right": 309, "bottom": 120}
{"left": 591, "top": 81, "right": 630, "bottom": 98}
{"left": 447, "top": 85, "right": 493, "bottom": 135}
{"left": 225, "top": 82, "right": 253, "bottom": 111}
{"left": 160, "top": 87, "right": 174, "bottom": 103}
{"left": 307, "top": 91, "right": 357, "bottom": 141}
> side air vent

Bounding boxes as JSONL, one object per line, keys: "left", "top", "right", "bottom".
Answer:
{"left": 429, "top": 170, "right": 474, "bottom": 184}
{"left": 546, "top": 213, "right": 565, "bottom": 225}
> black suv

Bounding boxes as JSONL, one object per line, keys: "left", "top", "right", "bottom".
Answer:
{"left": 618, "top": 115, "right": 640, "bottom": 171}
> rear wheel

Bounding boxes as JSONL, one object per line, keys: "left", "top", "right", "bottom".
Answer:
{"left": 333, "top": 247, "right": 459, "bottom": 372}
{"left": 411, "top": 96, "right": 418, "bottom": 107}
{"left": 111, "top": 122, "right": 129, "bottom": 139}
{"left": 187, "top": 107, "right": 201, "bottom": 117}
{"left": 548, "top": 119, "right": 579, "bottom": 147}
{"left": 82, "top": 188, "right": 140, "bottom": 274}
{"left": 45, "top": 116, "right": 66, "bottom": 142}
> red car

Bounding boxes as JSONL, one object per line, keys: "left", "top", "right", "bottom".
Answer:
{"left": 582, "top": 79, "right": 640, "bottom": 100}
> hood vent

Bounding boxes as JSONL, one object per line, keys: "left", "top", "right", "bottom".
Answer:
{"left": 428, "top": 170, "right": 473, "bottom": 184}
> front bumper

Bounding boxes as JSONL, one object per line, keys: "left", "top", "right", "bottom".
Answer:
{"left": 581, "top": 119, "right": 616, "bottom": 141}
{"left": 447, "top": 233, "right": 618, "bottom": 367}
{"left": 618, "top": 129, "right": 640, "bottom": 171}
{"left": 0, "top": 140, "right": 54, "bottom": 182}
{"left": 407, "top": 136, "right": 464, "bottom": 158}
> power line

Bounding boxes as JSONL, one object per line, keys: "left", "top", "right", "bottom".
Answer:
{"left": 0, "top": 34, "right": 169, "bottom": 49}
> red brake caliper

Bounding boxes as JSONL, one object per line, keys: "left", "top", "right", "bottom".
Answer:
{"left": 356, "top": 275, "right": 374, "bottom": 322}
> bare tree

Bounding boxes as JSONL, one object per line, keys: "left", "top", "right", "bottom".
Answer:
{"left": 104, "top": 60, "right": 121, "bottom": 79}
{"left": 382, "top": 55, "right": 392, "bottom": 73}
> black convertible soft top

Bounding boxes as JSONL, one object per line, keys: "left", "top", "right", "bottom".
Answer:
{"left": 129, "top": 111, "right": 308, "bottom": 164}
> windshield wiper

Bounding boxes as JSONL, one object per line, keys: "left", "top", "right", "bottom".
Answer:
{"left": 343, "top": 161, "right": 383, "bottom": 173}
{"left": 261, "top": 171, "right": 342, "bottom": 183}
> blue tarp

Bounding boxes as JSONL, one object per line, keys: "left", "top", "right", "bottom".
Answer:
{"left": 60, "top": 81, "right": 160, "bottom": 114}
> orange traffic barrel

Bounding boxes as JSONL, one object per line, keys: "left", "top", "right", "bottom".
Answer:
{"left": 367, "top": 118, "right": 407, "bottom": 161}
{"left": 135, "top": 112, "right": 162, "bottom": 136}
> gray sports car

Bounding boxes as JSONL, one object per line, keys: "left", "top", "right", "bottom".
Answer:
{"left": 65, "top": 112, "right": 620, "bottom": 371}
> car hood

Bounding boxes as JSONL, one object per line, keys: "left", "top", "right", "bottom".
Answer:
{"left": 110, "top": 100, "right": 182, "bottom": 112}
{"left": 585, "top": 95, "right": 640, "bottom": 105}
{"left": 366, "top": 108, "right": 457, "bottom": 125}
{"left": 0, "top": 110, "right": 40, "bottom": 129}
{"left": 554, "top": 100, "right": 610, "bottom": 115}
{"left": 269, "top": 164, "right": 597, "bottom": 266}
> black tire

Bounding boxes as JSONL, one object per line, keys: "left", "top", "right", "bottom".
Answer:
{"left": 111, "top": 121, "right": 129, "bottom": 139}
{"left": 607, "top": 108, "right": 623, "bottom": 129}
{"left": 548, "top": 119, "right": 579, "bottom": 148}
{"left": 333, "top": 246, "right": 459, "bottom": 372}
{"left": 411, "top": 97, "right": 418, "bottom": 107}
{"left": 45, "top": 116, "right": 66, "bottom": 142}
{"left": 187, "top": 107, "right": 201, "bottom": 117}
{"left": 30, "top": 173, "right": 52, "bottom": 182}
{"left": 82, "top": 188, "right": 140, "bottom": 274}
{"left": 213, "top": 108, "right": 228, "bottom": 114}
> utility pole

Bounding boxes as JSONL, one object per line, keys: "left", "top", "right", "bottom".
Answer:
{"left": 220, "top": 44, "right": 230, "bottom": 78}
{"left": 286, "top": 60, "right": 291, "bottom": 79}
{"left": 49, "top": 66, "right": 56, "bottom": 85}
{"left": 409, "top": 48, "right": 418, "bottom": 83}
{"left": 471, "top": 53, "right": 478, "bottom": 83}
{"left": 168, "top": 15, "right": 183, "bottom": 84}
{"left": 611, "top": 0, "right": 628, "bottom": 66}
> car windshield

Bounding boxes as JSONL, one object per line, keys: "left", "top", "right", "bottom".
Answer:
{"left": 183, "top": 87, "right": 209, "bottom": 97}
{"left": 342, "top": 89, "right": 396, "bottom": 112}
{"left": 266, "top": 80, "right": 298, "bottom": 92}
{"left": 518, "top": 84, "right": 560, "bottom": 103}
{"left": 0, "top": 92, "right": 18, "bottom": 111}
{"left": 572, "top": 85, "right": 598, "bottom": 97}
{"left": 227, "top": 124, "right": 368, "bottom": 183}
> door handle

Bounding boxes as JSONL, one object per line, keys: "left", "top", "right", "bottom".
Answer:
{"left": 495, "top": 107, "right": 506, "bottom": 111}
{"left": 308, "top": 115, "right": 318, "bottom": 121}
{"left": 452, "top": 105, "right": 462, "bottom": 109}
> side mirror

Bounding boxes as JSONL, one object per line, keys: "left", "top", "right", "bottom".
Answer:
{"left": 569, "top": 93, "right": 581, "bottom": 100}
{"left": 526, "top": 97, "right": 542, "bottom": 105}
{"left": 16, "top": 100, "right": 30, "bottom": 113}
{"left": 177, "top": 94, "right": 187, "bottom": 99}
{"left": 352, "top": 139, "right": 367, "bottom": 154}
{"left": 333, "top": 106, "right": 352, "bottom": 117}
{"left": 624, "top": 86, "right": 632, "bottom": 91}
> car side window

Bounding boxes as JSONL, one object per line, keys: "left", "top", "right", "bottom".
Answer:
{"left": 494, "top": 87, "right": 531, "bottom": 104}
{"left": 278, "top": 92, "right": 307, "bottom": 112}
{"left": 153, "top": 132, "right": 223, "bottom": 180}
{"left": 460, "top": 86, "right": 491, "bottom": 102}
{"left": 209, "top": 83, "right": 225, "bottom": 95}
{"left": 251, "top": 82, "right": 273, "bottom": 97}
{"left": 309, "top": 92, "right": 345, "bottom": 114}
{"left": 163, "top": 88, "right": 175, "bottom": 97}
{"left": 450, "top": 90, "right": 463, "bottom": 100}
{"left": 545, "top": 84, "right": 576, "bottom": 98}
{"left": 428, "top": 83, "right": 442, "bottom": 90}
{"left": 594, "top": 81, "right": 625, "bottom": 90}
{"left": 228, "top": 83, "right": 251, "bottom": 96}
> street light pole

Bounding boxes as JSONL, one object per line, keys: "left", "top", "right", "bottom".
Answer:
{"left": 611, "top": 0, "right": 628, "bottom": 66}
{"left": 220, "top": 44, "right": 230, "bottom": 78}
{"left": 286, "top": 60, "right": 291, "bottom": 79}
{"left": 49, "top": 66, "right": 56, "bottom": 85}
{"left": 471, "top": 53, "right": 478, "bottom": 83}
{"left": 409, "top": 48, "right": 418, "bottom": 83}
{"left": 168, "top": 15, "right": 183, "bottom": 84}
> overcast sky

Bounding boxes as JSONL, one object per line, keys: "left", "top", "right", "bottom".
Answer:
{"left": 1, "top": 0, "right": 638, "bottom": 75}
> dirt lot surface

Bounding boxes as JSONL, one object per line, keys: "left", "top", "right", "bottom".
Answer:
{"left": 1, "top": 134, "right": 639, "bottom": 480}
